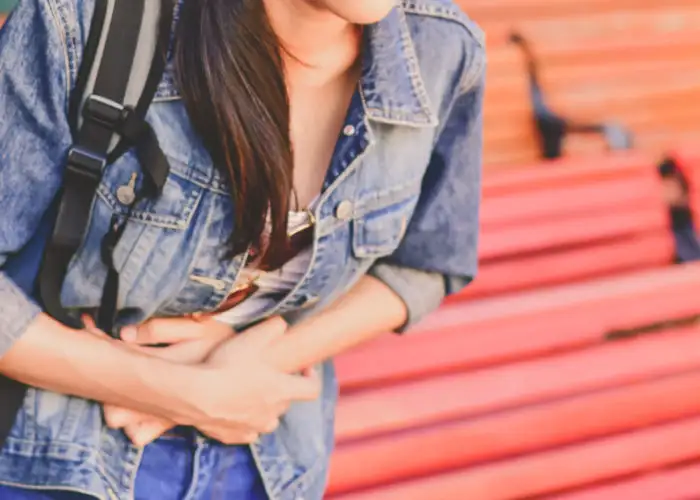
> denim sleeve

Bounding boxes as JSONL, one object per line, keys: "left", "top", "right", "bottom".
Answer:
{"left": 0, "top": 0, "right": 72, "bottom": 355}
{"left": 368, "top": 54, "right": 485, "bottom": 331}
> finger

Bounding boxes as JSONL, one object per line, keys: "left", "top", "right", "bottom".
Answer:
{"left": 260, "top": 417, "right": 280, "bottom": 434}
{"left": 274, "top": 401, "right": 291, "bottom": 416}
{"left": 121, "top": 317, "right": 226, "bottom": 345}
{"left": 103, "top": 406, "right": 150, "bottom": 429}
{"left": 236, "top": 316, "right": 288, "bottom": 351}
{"left": 277, "top": 370, "right": 322, "bottom": 402}
{"left": 241, "top": 432, "right": 260, "bottom": 444}
{"left": 197, "top": 422, "right": 257, "bottom": 443}
{"left": 82, "top": 315, "right": 109, "bottom": 338}
{"left": 138, "top": 336, "right": 229, "bottom": 364}
{"left": 82, "top": 315, "right": 97, "bottom": 330}
{"left": 126, "top": 420, "right": 174, "bottom": 447}
{"left": 214, "top": 431, "right": 258, "bottom": 445}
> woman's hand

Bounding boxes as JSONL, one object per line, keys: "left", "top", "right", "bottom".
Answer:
{"left": 184, "top": 317, "right": 320, "bottom": 443}
{"left": 82, "top": 316, "right": 226, "bottom": 443}
{"left": 93, "top": 316, "right": 241, "bottom": 445}
{"left": 89, "top": 316, "right": 319, "bottom": 446}
{"left": 111, "top": 317, "right": 235, "bottom": 444}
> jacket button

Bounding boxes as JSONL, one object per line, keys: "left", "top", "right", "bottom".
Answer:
{"left": 343, "top": 124, "right": 356, "bottom": 136}
{"left": 116, "top": 184, "right": 136, "bottom": 205}
{"left": 335, "top": 200, "right": 353, "bottom": 221}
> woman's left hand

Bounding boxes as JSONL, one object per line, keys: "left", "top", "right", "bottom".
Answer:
{"left": 85, "top": 316, "right": 234, "bottom": 446}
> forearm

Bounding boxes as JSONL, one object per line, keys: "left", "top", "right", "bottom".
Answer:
{"left": 266, "top": 275, "right": 408, "bottom": 373}
{"left": 0, "top": 313, "right": 203, "bottom": 424}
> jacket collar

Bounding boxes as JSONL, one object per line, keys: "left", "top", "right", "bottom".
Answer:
{"left": 359, "top": 6, "right": 438, "bottom": 128}
{"left": 158, "top": 3, "right": 439, "bottom": 128}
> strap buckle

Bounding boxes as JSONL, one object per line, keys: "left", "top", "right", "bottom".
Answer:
{"left": 83, "top": 94, "right": 126, "bottom": 130}
{"left": 66, "top": 146, "right": 106, "bottom": 181}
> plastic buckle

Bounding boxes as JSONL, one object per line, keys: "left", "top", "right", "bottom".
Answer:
{"left": 83, "top": 95, "right": 126, "bottom": 129}
{"left": 66, "top": 147, "right": 106, "bottom": 181}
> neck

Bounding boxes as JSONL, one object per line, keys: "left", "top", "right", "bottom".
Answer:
{"left": 262, "top": 0, "right": 361, "bottom": 86}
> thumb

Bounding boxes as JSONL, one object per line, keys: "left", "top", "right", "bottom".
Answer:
{"left": 277, "top": 369, "right": 321, "bottom": 403}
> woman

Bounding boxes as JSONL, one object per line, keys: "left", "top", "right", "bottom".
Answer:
{"left": 0, "top": 0, "right": 485, "bottom": 498}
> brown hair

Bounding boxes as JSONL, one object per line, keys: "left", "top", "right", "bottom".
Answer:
{"left": 174, "top": 0, "right": 293, "bottom": 261}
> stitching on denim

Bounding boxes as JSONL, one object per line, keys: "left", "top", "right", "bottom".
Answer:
{"left": 353, "top": 213, "right": 409, "bottom": 258}
{"left": 95, "top": 182, "right": 203, "bottom": 230}
{"left": 396, "top": 8, "right": 437, "bottom": 125}
{"left": 44, "top": 0, "right": 73, "bottom": 101}
{"left": 460, "top": 47, "right": 486, "bottom": 94}
{"left": 0, "top": 481, "right": 101, "bottom": 500}
{"left": 402, "top": 1, "right": 486, "bottom": 47}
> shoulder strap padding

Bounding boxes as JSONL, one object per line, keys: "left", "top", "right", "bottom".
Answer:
{"left": 78, "top": 0, "right": 164, "bottom": 152}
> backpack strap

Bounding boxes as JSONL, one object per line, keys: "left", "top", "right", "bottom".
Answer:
{"left": 0, "top": 0, "right": 174, "bottom": 451}
{"left": 40, "top": 0, "right": 173, "bottom": 333}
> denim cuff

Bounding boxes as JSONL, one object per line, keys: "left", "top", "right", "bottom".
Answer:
{"left": 368, "top": 262, "right": 446, "bottom": 333}
{"left": 0, "top": 274, "right": 41, "bottom": 358}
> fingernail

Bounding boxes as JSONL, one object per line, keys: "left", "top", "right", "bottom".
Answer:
{"left": 120, "top": 327, "right": 137, "bottom": 342}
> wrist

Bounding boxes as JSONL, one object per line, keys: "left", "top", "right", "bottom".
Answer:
{"left": 136, "top": 359, "right": 213, "bottom": 425}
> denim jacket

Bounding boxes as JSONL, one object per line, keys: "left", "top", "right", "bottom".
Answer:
{"left": 0, "top": 0, "right": 485, "bottom": 498}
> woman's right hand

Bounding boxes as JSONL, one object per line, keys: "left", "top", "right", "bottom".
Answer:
{"left": 178, "top": 317, "right": 321, "bottom": 444}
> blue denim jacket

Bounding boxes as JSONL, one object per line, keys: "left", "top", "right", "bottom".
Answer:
{"left": 0, "top": 0, "right": 485, "bottom": 498}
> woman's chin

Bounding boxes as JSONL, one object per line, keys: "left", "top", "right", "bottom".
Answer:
{"left": 324, "top": 0, "right": 397, "bottom": 25}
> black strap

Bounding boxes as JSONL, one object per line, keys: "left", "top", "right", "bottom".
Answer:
{"left": 40, "top": 0, "right": 175, "bottom": 333}
{"left": 95, "top": 0, "right": 174, "bottom": 331}
{"left": 0, "top": 0, "right": 175, "bottom": 451}
{"left": 68, "top": 0, "right": 108, "bottom": 133}
{"left": 40, "top": 0, "right": 146, "bottom": 329}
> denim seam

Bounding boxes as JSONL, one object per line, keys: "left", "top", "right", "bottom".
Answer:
{"left": 44, "top": 0, "right": 73, "bottom": 101}
{"left": 460, "top": 47, "right": 487, "bottom": 94}
{"left": 0, "top": 481, "right": 102, "bottom": 500}
{"left": 1, "top": 436, "right": 93, "bottom": 458}
{"left": 402, "top": 1, "right": 486, "bottom": 47}
{"left": 396, "top": 8, "right": 438, "bottom": 126}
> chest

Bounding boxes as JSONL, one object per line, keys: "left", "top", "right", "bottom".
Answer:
{"left": 288, "top": 78, "right": 357, "bottom": 208}
{"left": 58, "top": 95, "right": 436, "bottom": 326}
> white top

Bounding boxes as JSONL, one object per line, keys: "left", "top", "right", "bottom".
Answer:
{"left": 213, "top": 209, "right": 314, "bottom": 328}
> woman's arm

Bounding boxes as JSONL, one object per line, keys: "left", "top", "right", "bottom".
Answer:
{"left": 247, "top": 55, "right": 487, "bottom": 369}
{"left": 0, "top": 313, "right": 318, "bottom": 440}
{"left": 104, "top": 275, "right": 408, "bottom": 444}
{"left": 264, "top": 275, "right": 408, "bottom": 373}
{"left": 0, "top": 314, "right": 205, "bottom": 421}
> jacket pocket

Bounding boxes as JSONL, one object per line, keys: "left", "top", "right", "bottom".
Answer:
{"left": 96, "top": 151, "right": 204, "bottom": 230}
{"left": 351, "top": 181, "right": 420, "bottom": 259}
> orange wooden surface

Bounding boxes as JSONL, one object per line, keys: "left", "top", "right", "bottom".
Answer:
{"left": 330, "top": 416, "right": 700, "bottom": 500}
{"left": 461, "top": 232, "right": 672, "bottom": 299}
{"left": 336, "top": 263, "right": 700, "bottom": 391}
{"left": 471, "top": 1, "right": 700, "bottom": 169}
{"left": 335, "top": 2, "right": 700, "bottom": 497}
{"left": 550, "top": 462, "right": 700, "bottom": 500}
{"left": 462, "top": 0, "right": 700, "bottom": 26}
{"left": 329, "top": 369, "right": 700, "bottom": 495}
{"left": 335, "top": 326, "right": 700, "bottom": 442}
{"left": 481, "top": 151, "right": 654, "bottom": 196}
{"left": 481, "top": 206, "right": 666, "bottom": 259}
{"left": 466, "top": 149, "right": 669, "bottom": 295}
{"left": 481, "top": 172, "right": 660, "bottom": 229}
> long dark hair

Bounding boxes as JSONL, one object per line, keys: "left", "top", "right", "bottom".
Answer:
{"left": 174, "top": 0, "right": 293, "bottom": 261}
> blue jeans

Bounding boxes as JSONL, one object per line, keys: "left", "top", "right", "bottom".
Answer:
{"left": 0, "top": 430, "right": 268, "bottom": 499}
